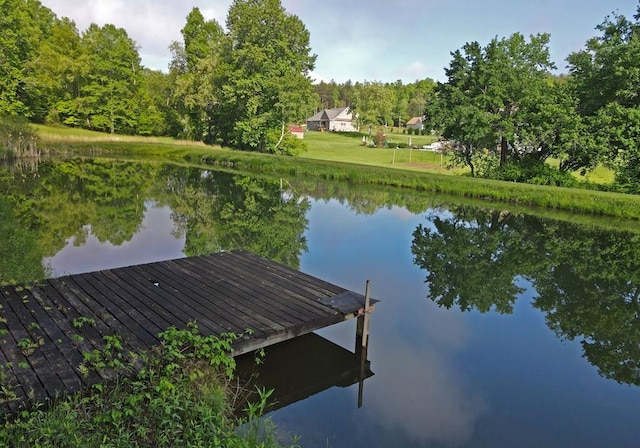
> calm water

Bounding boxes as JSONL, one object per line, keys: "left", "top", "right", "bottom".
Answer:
{"left": 2, "top": 159, "right": 640, "bottom": 447}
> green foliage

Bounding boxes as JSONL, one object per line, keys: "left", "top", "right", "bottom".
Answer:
{"left": 0, "top": 0, "right": 56, "bottom": 118}
{"left": 475, "top": 154, "right": 577, "bottom": 187}
{"left": 412, "top": 205, "right": 640, "bottom": 385}
{"left": 568, "top": 5, "right": 640, "bottom": 190}
{"left": 265, "top": 129, "right": 307, "bottom": 156}
{"left": 352, "top": 81, "right": 396, "bottom": 128}
{"left": 1, "top": 323, "right": 295, "bottom": 447}
{"left": 0, "top": 115, "right": 39, "bottom": 157}
{"left": 217, "top": 0, "right": 316, "bottom": 152}
{"left": 428, "top": 32, "right": 589, "bottom": 177}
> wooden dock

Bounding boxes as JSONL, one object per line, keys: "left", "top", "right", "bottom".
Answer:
{"left": 0, "top": 250, "right": 377, "bottom": 415}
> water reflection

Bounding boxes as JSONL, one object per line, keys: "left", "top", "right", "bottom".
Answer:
{"left": 412, "top": 206, "right": 640, "bottom": 386}
{"left": 367, "top": 330, "right": 486, "bottom": 446}
{"left": 234, "top": 333, "right": 373, "bottom": 414}
{"left": 2, "top": 158, "right": 640, "bottom": 446}
{"left": 0, "top": 159, "right": 310, "bottom": 284}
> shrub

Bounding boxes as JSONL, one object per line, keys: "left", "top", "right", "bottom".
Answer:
{"left": 0, "top": 115, "right": 38, "bottom": 158}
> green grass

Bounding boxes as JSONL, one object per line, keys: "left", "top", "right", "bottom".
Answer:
{"left": 33, "top": 124, "right": 207, "bottom": 147}
{"left": 32, "top": 124, "right": 640, "bottom": 220}
{"left": 300, "top": 130, "right": 460, "bottom": 173}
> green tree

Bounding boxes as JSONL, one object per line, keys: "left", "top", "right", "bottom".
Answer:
{"left": 567, "top": 4, "right": 640, "bottom": 189}
{"left": 74, "top": 24, "right": 143, "bottom": 134}
{"left": 169, "top": 8, "right": 224, "bottom": 142}
{"left": 427, "top": 33, "right": 584, "bottom": 178}
{"left": 137, "top": 68, "right": 175, "bottom": 136}
{"left": 28, "top": 16, "right": 83, "bottom": 124}
{"left": 352, "top": 81, "right": 396, "bottom": 130}
{"left": 216, "top": 0, "right": 316, "bottom": 153}
{"left": 0, "top": 0, "right": 56, "bottom": 118}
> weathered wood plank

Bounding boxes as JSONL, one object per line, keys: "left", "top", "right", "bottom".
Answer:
{"left": 172, "top": 257, "right": 311, "bottom": 325}
{"left": 0, "top": 250, "right": 377, "bottom": 416}
{"left": 194, "top": 253, "right": 336, "bottom": 317}
{"left": 129, "top": 261, "right": 268, "bottom": 336}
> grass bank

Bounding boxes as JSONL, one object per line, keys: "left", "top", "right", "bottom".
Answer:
{"left": 34, "top": 125, "right": 640, "bottom": 220}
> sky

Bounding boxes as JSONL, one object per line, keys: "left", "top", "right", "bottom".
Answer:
{"left": 39, "top": 0, "right": 639, "bottom": 84}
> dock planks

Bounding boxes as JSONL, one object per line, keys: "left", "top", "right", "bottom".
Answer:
{"left": 0, "top": 250, "right": 376, "bottom": 415}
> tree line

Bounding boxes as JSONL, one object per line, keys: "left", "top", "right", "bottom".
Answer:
{"left": 1, "top": 0, "right": 317, "bottom": 154}
{"left": 1, "top": 0, "right": 639, "bottom": 187}
{"left": 426, "top": 4, "right": 640, "bottom": 191}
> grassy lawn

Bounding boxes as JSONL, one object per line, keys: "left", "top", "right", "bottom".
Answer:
{"left": 300, "top": 129, "right": 466, "bottom": 174}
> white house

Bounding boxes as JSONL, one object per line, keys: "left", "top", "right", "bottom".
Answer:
{"left": 306, "top": 107, "right": 358, "bottom": 132}
{"left": 406, "top": 116, "right": 425, "bottom": 131}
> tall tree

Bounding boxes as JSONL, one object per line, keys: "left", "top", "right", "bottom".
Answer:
{"left": 27, "top": 16, "right": 82, "bottom": 124}
{"left": 0, "top": 0, "right": 56, "bottom": 118}
{"left": 217, "top": 0, "right": 316, "bottom": 153}
{"left": 427, "top": 33, "right": 584, "bottom": 177}
{"left": 74, "top": 24, "right": 143, "bottom": 134}
{"left": 169, "top": 8, "right": 224, "bottom": 142}
{"left": 567, "top": 4, "right": 640, "bottom": 189}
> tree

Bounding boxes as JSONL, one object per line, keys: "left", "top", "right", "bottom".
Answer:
{"left": 74, "top": 24, "right": 143, "bottom": 134}
{"left": 169, "top": 8, "right": 224, "bottom": 142}
{"left": 567, "top": 4, "right": 640, "bottom": 189}
{"left": 27, "top": 16, "right": 82, "bottom": 124}
{"left": 216, "top": 0, "right": 316, "bottom": 153}
{"left": 352, "top": 81, "right": 396, "bottom": 130}
{"left": 427, "top": 33, "right": 586, "bottom": 177}
{"left": 0, "top": 0, "right": 56, "bottom": 118}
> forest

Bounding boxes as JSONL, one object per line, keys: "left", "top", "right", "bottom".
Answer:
{"left": 1, "top": 0, "right": 639, "bottom": 190}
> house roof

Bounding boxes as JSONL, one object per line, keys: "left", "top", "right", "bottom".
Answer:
{"left": 289, "top": 126, "right": 304, "bottom": 133}
{"left": 307, "top": 107, "right": 352, "bottom": 122}
{"left": 324, "top": 107, "right": 350, "bottom": 120}
{"left": 406, "top": 116, "right": 424, "bottom": 125}
{"left": 307, "top": 110, "right": 325, "bottom": 121}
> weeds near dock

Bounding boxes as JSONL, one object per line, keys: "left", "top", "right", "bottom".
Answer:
{"left": 1, "top": 322, "right": 298, "bottom": 447}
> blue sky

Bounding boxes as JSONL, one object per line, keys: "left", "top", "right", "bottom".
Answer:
{"left": 40, "top": 0, "right": 638, "bottom": 83}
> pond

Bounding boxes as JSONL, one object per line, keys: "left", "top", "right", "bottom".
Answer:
{"left": 1, "top": 158, "right": 640, "bottom": 447}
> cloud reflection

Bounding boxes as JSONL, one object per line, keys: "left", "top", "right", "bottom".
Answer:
{"left": 44, "top": 203, "right": 185, "bottom": 277}
{"left": 367, "top": 306, "right": 485, "bottom": 446}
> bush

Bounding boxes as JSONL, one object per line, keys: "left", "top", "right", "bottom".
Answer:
{"left": 0, "top": 115, "right": 38, "bottom": 158}
{"left": 1, "top": 323, "right": 296, "bottom": 447}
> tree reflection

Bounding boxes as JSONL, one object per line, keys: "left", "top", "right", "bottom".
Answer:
{"left": 0, "top": 160, "right": 310, "bottom": 285}
{"left": 411, "top": 207, "right": 640, "bottom": 386}
{"left": 0, "top": 159, "right": 154, "bottom": 271}
{"left": 160, "top": 166, "right": 310, "bottom": 268}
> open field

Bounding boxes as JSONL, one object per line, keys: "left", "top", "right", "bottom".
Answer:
{"left": 299, "top": 130, "right": 462, "bottom": 173}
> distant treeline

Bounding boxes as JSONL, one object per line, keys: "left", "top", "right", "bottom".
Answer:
{"left": 1, "top": 0, "right": 639, "bottom": 191}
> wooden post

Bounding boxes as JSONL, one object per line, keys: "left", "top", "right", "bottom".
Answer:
{"left": 355, "top": 280, "right": 371, "bottom": 352}
{"left": 356, "top": 280, "right": 371, "bottom": 408}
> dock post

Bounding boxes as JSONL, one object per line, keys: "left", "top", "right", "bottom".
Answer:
{"left": 356, "top": 280, "right": 372, "bottom": 408}
{"left": 355, "top": 280, "right": 372, "bottom": 352}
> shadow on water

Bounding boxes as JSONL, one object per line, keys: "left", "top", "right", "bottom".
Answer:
{"left": 234, "top": 333, "right": 373, "bottom": 416}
